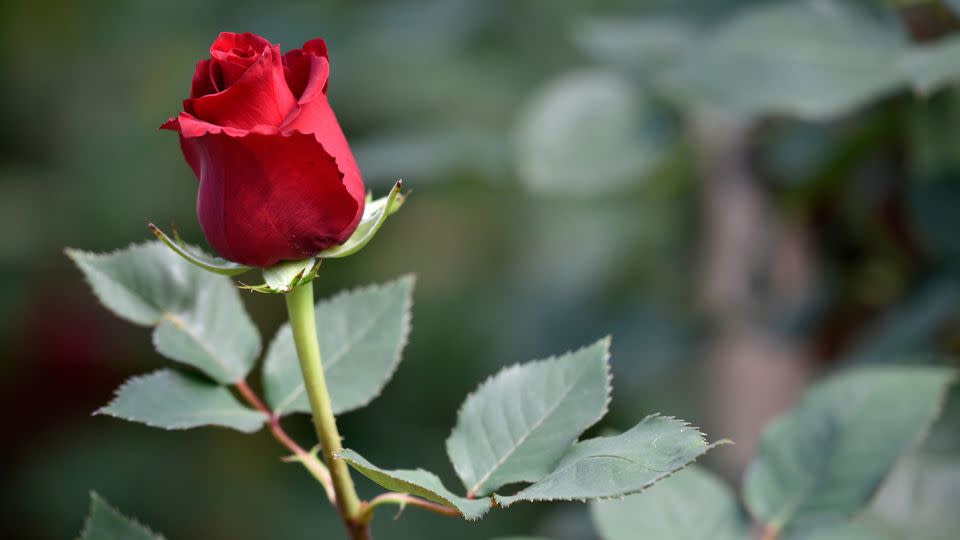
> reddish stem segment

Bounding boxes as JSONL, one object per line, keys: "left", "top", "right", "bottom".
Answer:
{"left": 236, "top": 380, "right": 335, "bottom": 503}
{"left": 363, "top": 493, "right": 464, "bottom": 523}
{"left": 235, "top": 379, "right": 461, "bottom": 531}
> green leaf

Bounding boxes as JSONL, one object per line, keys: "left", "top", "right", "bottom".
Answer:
{"left": 446, "top": 338, "right": 612, "bottom": 497}
{"left": 590, "top": 464, "right": 747, "bottom": 540}
{"left": 516, "top": 70, "right": 674, "bottom": 196}
{"left": 659, "top": 0, "right": 907, "bottom": 119}
{"left": 80, "top": 492, "right": 164, "bottom": 540}
{"left": 743, "top": 366, "right": 956, "bottom": 532}
{"left": 147, "top": 223, "right": 251, "bottom": 276}
{"left": 495, "top": 415, "right": 725, "bottom": 506}
{"left": 98, "top": 369, "right": 267, "bottom": 433}
{"left": 317, "top": 181, "right": 405, "bottom": 258}
{"left": 868, "top": 452, "right": 960, "bottom": 539}
{"left": 263, "top": 276, "right": 414, "bottom": 416}
{"left": 337, "top": 448, "right": 491, "bottom": 520}
{"left": 67, "top": 242, "right": 261, "bottom": 383}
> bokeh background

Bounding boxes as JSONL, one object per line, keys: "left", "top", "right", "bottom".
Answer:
{"left": 2, "top": 0, "right": 960, "bottom": 538}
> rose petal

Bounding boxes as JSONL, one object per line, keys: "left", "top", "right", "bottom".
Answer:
{"left": 177, "top": 128, "right": 363, "bottom": 267}
{"left": 185, "top": 43, "right": 296, "bottom": 129}
{"left": 283, "top": 38, "right": 329, "bottom": 101}
{"left": 190, "top": 59, "right": 218, "bottom": 99}
{"left": 281, "top": 94, "right": 365, "bottom": 215}
{"left": 211, "top": 33, "right": 270, "bottom": 88}
{"left": 210, "top": 32, "right": 273, "bottom": 57}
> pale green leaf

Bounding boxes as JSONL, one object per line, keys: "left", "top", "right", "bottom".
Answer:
{"left": 263, "top": 276, "right": 414, "bottom": 415}
{"left": 80, "top": 492, "right": 164, "bottom": 540}
{"left": 590, "top": 464, "right": 747, "bottom": 540}
{"left": 495, "top": 415, "right": 724, "bottom": 506}
{"left": 98, "top": 370, "right": 267, "bottom": 433}
{"left": 446, "top": 338, "right": 612, "bottom": 497}
{"left": 868, "top": 453, "right": 960, "bottom": 540}
{"left": 338, "top": 448, "right": 491, "bottom": 520}
{"left": 67, "top": 242, "right": 261, "bottom": 383}
{"left": 317, "top": 181, "right": 405, "bottom": 258}
{"left": 743, "top": 366, "right": 956, "bottom": 532}
{"left": 516, "top": 71, "right": 673, "bottom": 196}
{"left": 659, "top": 0, "right": 908, "bottom": 119}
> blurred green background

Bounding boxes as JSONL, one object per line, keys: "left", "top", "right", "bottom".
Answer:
{"left": 2, "top": 0, "right": 960, "bottom": 538}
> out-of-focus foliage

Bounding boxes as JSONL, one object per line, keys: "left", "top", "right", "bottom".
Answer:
{"left": 743, "top": 367, "right": 954, "bottom": 533}
{"left": 589, "top": 366, "right": 956, "bottom": 540}
{"left": 590, "top": 465, "right": 746, "bottom": 540}
{"left": 3, "top": 0, "right": 960, "bottom": 538}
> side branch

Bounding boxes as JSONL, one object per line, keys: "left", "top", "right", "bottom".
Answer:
{"left": 235, "top": 379, "right": 465, "bottom": 526}
{"left": 361, "top": 493, "right": 464, "bottom": 524}
{"left": 236, "top": 380, "right": 336, "bottom": 504}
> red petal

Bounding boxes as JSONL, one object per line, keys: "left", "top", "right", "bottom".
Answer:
{"left": 283, "top": 38, "right": 329, "bottom": 100}
{"left": 210, "top": 32, "right": 273, "bottom": 57}
{"left": 185, "top": 43, "right": 296, "bottom": 129}
{"left": 178, "top": 128, "right": 364, "bottom": 267}
{"left": 189, "top": 59, "right": 218, "bottom": 99}
{"left": 281, "top": 99, "right": 364, "bottom": 223}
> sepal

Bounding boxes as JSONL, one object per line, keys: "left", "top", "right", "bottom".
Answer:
{"left": 148, "top": 223, "right": 252, "bottom": 276}
{"left": 318, "top": 180, "right": 406, "bottom": 258}
{"left": 240, "top": 257, "right": 322, "bottom": 294}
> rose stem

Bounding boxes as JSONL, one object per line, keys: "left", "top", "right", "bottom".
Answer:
{"left": 284, "top": 280, "right": 366, "bottom": 535}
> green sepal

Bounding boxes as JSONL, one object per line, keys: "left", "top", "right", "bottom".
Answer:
{"left": 147, "top": 223, "right": 252, "bottom": 277}
{"left": 240, "top": 257, "right": 322, "bottom": 295}
{"left": 318, "top": 180, "right": 406, "bottom": 259}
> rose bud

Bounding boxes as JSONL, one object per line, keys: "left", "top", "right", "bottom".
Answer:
{"left": 161, "top": 32, "right": 365, "bottom": 267}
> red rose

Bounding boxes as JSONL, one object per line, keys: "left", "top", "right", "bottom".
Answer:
{"left": 162, "top": 32, "right": 365, "bottom": 267}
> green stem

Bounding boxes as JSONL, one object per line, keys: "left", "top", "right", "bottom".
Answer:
{"left": 285, "top": 281, "right": 364, "bottom": 532}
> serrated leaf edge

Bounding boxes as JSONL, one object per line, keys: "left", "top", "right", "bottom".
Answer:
{"left": 66, "top": 242, "right": 260, "bottom": 383}
{"left": 95, "top": 369, "right": 267, "bottom": 433}
{"left": 446, "top": 336, "right": 613, "bottom": 497}
{"left": 79, "top": 491, "right": 166, "bottom": 540}
{"left": 493, "top": 415, "right": 731, "bottom": 506}
{"left": 66, "top": 243, "right": 168, "bottom": 326}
